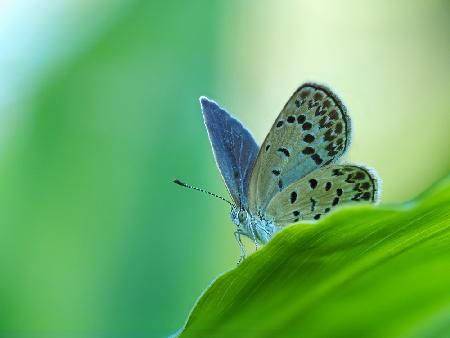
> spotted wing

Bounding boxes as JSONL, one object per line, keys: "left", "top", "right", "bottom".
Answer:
{"left": 265, "top": 164, "right": 380, "bottom": 226}
{"left": 248, "top": 83, "right": 351, "bottom": 214}
{"left": 201, "top": 97, "right": 259, "bottom": 208}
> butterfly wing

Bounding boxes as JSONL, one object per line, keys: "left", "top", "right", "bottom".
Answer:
{"left": 265, "top": 164, "right": 380, "bottom": 226}
{"left": 201, "top": 97, "right": 259, "bottom": 208}
{"left": 248, "top": 83, "right": 351, "bottom": 214}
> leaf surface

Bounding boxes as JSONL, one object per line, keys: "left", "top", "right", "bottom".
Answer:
{"left": 179, "top": 176, "right": 450, "bottom": 338}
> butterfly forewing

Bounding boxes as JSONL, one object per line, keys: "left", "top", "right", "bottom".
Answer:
{"left": 201, "top": 97, "right": 259, "bottom": 208}
{"left": 264, "top": 164, "right": 379, "bottom": 226}
{"left": 248, "top": 83, "right": 351, "bottom": 214}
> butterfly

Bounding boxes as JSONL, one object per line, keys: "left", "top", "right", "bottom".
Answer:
{"left": 175, "top": 83, "right": 380, "bottom": 263}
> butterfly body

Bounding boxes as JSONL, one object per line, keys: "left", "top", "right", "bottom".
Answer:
{"left": 182, "top": 83, "right": 380, "bottom": 262}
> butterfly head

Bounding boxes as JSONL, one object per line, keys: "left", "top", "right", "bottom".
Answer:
{"left": 230, "top": 207, "right": 250, "bottom": 229}
{"left": 231, "top": 206, "right": 278, "bottom": 244}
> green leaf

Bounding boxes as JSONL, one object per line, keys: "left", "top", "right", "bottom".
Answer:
{"left": 179, "top": 175, "right": 450, "bottom": 338}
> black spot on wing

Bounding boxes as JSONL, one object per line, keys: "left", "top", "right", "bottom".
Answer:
{"left": 345, "top": 174, "right": 355, "bottom": 183}
{"left": 303, "top": 134, "right": 315, "bottom": 143}
{"left": 277, "top": 148, "right": 290, "bottom": 157}
{"left": 319, "top": 116, "right": 333, "bottom": 129}
{"left": 302, "top": 147, "right": 315, "bottom": 155}
{"left": 302, "top": 122, "right": 312, "bottom": 130}
{"left": 324, "top": 129, "right": 336, "bottom": 142}
{"left": 290, "top": 191, "right": 297, "bottom": 203}
{"left": 354, "top": 171, "right": 366, "bottom": 180}
{"left": 314, "top": 92, "right": 323, "bottom": 100}
{"left": 329, "top": 110, "right": 339, "bottom": 120}
{"left": 309, "top": 179, "right": 318, "bottom": 189}
{"left": 362, "top": 192, "right": 371, "bottom": 200}
{"left": 351, "top": 193, "right": 362, "bottom": 201}
{"left": 333, "top": 169, "right": 344, "bottom": 176}
{"left": 311, "top": 154, "right": 323, "bottom": 165}
{"left": 297, "top": 114, "right": 306, "bottom": 124}
{"left": 310, "top": 197, "right": 317, "bottom": 211}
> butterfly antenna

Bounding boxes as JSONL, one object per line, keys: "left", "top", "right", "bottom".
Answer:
{"left": 173, "top": 179, "right": 235, "bottom": 207}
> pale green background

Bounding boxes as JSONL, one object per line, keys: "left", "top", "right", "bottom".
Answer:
{"left": 0, "top": 1, "right": 449, "bottom": 337}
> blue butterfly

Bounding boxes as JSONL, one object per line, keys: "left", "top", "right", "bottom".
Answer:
{"left": 176, "top": 83, "right": 380, "bottom": 263}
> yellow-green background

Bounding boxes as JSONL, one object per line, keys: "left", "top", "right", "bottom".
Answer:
{"left": 0, "top": 1, "right": 448, "bottom": 337}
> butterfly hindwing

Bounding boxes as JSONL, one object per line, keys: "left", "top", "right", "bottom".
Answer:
{"left": 248, "top": 83, "right": 351, "bottom": 214}
{"left": 201, "top": 97, "right": 259, "bottom": 208}
{"left": 264, "top": 164, "right": 379, "bottom": 226}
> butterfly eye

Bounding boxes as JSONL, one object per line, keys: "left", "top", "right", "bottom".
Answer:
{"left": 238, "top": 210, "right": 246, "bottom": 223}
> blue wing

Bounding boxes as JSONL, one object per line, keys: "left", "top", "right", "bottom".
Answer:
{"left": 200, "top": 97, "right": 259, "bottom": 208}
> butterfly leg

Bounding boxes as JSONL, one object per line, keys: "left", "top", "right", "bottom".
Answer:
{"left": 249, "top": 223, "right": 259, "bottom": 251}
{"left": 234, "top": 231, "right": 246, "bottom": 265}
{"left": 253, "top": 238, "right": 259, "bottom": 251}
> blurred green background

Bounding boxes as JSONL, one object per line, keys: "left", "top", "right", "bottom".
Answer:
{"left": 0, "top": 0, "right": 448, "bottom": 337}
